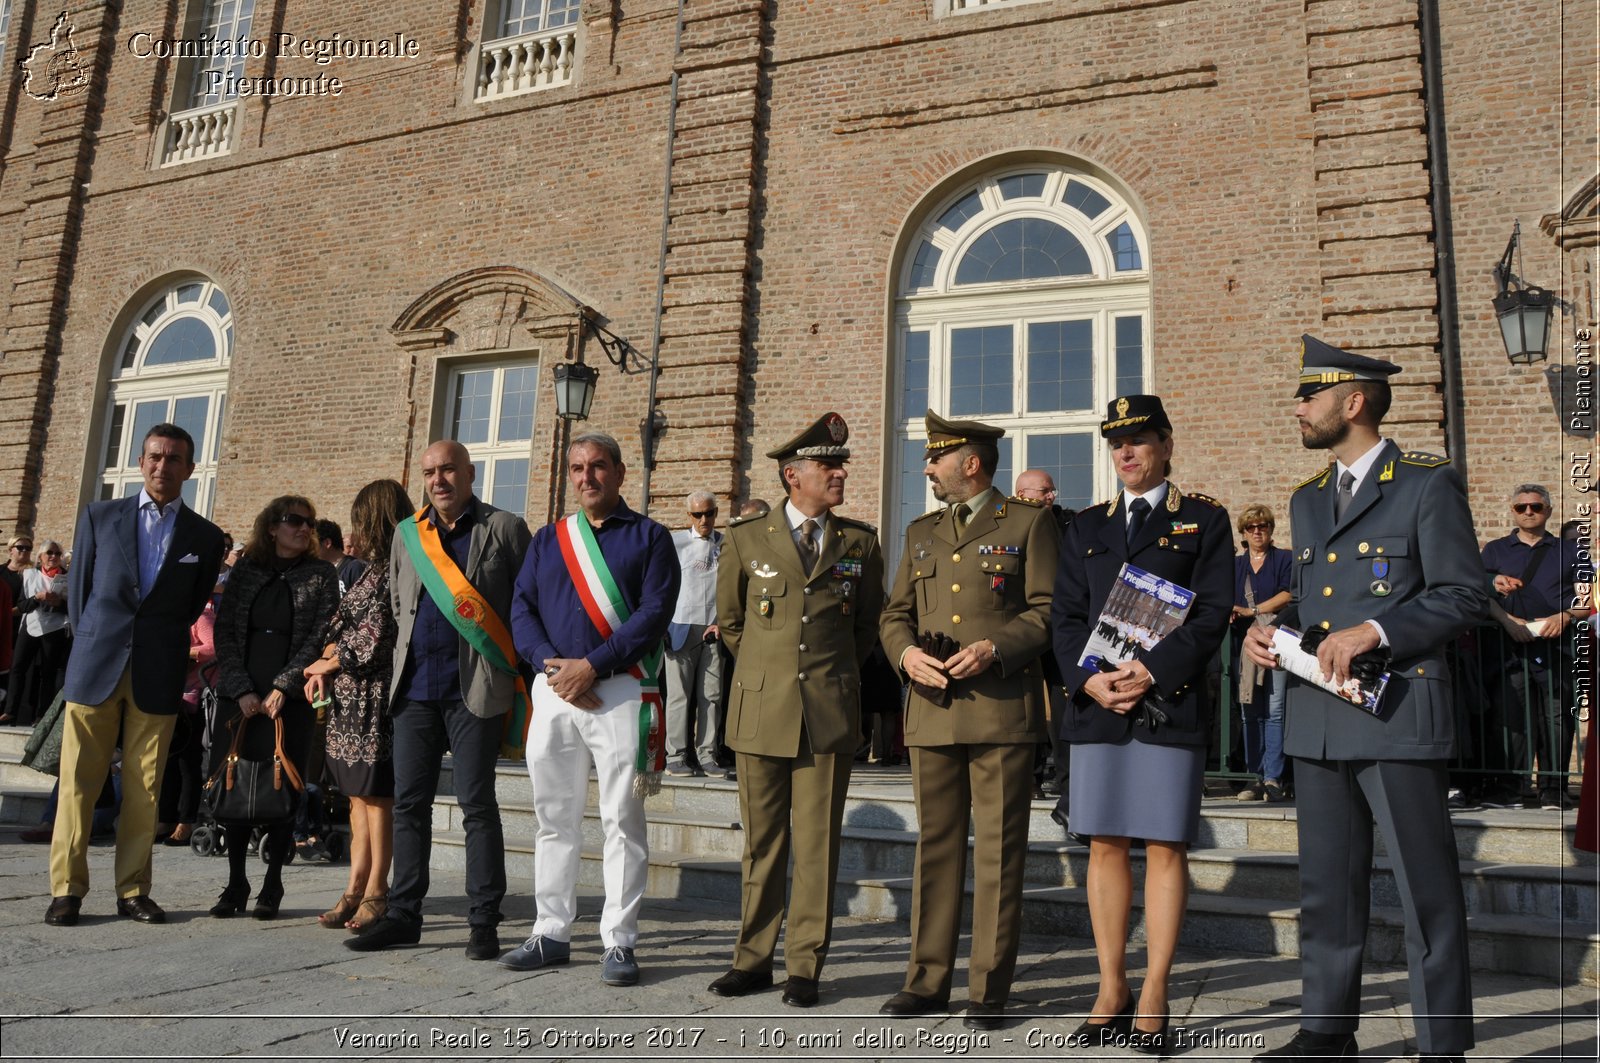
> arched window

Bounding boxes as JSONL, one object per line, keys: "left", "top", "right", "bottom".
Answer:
{"left": 891, "top": 164, "right": 1149, "bottom": 541}
{"left": 97, "top": 278, "right": 232, "bottom": 515}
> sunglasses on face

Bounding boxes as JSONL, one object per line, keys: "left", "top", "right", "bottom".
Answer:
{"left": 689, "top": 510, "right": 716, "bottom": 520}
{"left": 11, "top": 545, "right": 31, "bottom": 552}
{"left": 276, "top": 513, "right": 315, "bottom": 528}
{"left": 42, "top": 550, "right": 60, "bottom": 557}
{"left": 1513, "top": 503, "right": 1548, "bottom": 515}
{"left": 1243, "top": 523, "right": 1272, "bottom": 532}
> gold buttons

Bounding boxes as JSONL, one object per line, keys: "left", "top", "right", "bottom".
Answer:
{"left": 980, "top": 561, "right": 989, "bottom": 570}
{"left": 1416, "top": 667, "right": 1425, "bottom": 676}
{"left": 1376, "top": 546, "right": 1385, "bottom": 554}
{"left": 1359, "top": 542, "right": 1370, "bottom": 553}
{"left": 1327, "top": 552, "right": 1337, "bottom": 563}
{"left": 952, "top": 615, "right": 962, "bottom": 625}
{"left": 952, "top": 552, "right": 961, "bottom": 563}
{"left": 915, "top": 570, "right": 923, "bottom": 577}
{"left": 951, "top": 584, "right": 961, "bottom": 593}
{"left": 1320, "top": 620, "right": 1331, "bottom": 629}
{"left": 1322, "top": 586, "right": 1333, "bottom": 597}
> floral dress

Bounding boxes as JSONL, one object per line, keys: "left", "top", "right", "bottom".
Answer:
{"left": 322, "top": 564, "right": 398, "bottom": 797}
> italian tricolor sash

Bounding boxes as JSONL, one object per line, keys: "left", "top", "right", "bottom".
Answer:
{"left": 398, "top": 508, "right": 532, "bottom": 759}
{"left": 554, "top": 512, "right": 665, "bottom": 796}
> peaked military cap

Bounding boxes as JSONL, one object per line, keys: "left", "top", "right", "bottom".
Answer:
{"left": 1295, "top": 334, "right": 1401, "bottom": 398}
{"left": 768, "top": 411, "right": 850, "bottom": 462}
{"left": 1100, "top": 394, "right": 1172, "bottom": 438}
{"left": 924, "top": 409, "right": 1005, "bottom": 457}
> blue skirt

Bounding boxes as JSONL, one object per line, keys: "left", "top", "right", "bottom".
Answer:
{"left": 1068, "top": 734, "right": 1204, "bottom": 845}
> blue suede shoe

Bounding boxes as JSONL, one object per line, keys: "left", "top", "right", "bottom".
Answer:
{"left": 601, "top": 945, "right": 639, "bottom": 986}
{"left": 497, "top": 934, "right": 570, "bottom": 971}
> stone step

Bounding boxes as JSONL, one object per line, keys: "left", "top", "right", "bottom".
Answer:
{"left": 429, "top": 795, "right": 1595, "bottom": 924}
{"left": 429, "top": 829, "right": 1599, "bottom": 986}
{"left": 434, "top": 758, "right": 1594, "bottom": 869}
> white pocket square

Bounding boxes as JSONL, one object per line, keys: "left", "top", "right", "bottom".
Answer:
{"left": 177, "top": 553, "right": 199, "bottom": 563}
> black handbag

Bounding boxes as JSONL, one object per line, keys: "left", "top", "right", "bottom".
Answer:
{"left": 201, "top": 713, "right": 304, "bottom": 823}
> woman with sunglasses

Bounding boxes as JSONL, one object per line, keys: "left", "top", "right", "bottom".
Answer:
{"left": 1230, "top": 506, "right": 1294, "bottom": 802}
{"left": 208, "top": 496, "right": 338, "bottom": 919}
{"left": 5, "top": 540, "right": 70, "bottom": 727}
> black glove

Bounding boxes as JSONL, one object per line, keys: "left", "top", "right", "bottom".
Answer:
{"left": 912, "top": 631, "right": 960, "bottom": 708}
{"left": 1297, "top": 626, "right": 1391, "bottom": 687}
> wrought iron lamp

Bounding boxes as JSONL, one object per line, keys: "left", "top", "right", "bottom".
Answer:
{"left": 1492, "top": 220, "right": 1553, "bottom": 365}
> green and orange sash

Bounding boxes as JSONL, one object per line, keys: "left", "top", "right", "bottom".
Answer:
{"left": 553, "top": 512, "right": 665, "bottom": 797}
{"left": 398, "top": 508, "right": 532, "bottom": 759}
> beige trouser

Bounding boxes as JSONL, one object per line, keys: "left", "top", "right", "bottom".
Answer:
{"left": 49, "top": 668, "right": 177, "bottom": 899}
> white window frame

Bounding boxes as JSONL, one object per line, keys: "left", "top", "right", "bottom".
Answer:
{"left": 157, "top": 0, "right": 254, "bottom": 166}
{"left": 472, "top": 0, "right": 580, "bottom": 103}
{"left": 98, "top": 279, "right": 233, "bottom": 517}
{"left": 889, "top": 166, "right": 1150, "bottom": 551}
{"left": 439, "top": 357, "right": 541, "bottom": 517}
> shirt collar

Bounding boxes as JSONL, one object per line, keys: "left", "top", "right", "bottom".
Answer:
{"left": 1122, "top": 480, "right": 1169, "bottom": 512}
{"left": 585, "top": 499, "right": 638, "bottom": 528}
{"left": 1335, "top": 438, "right": 1390, "bottom": 491}
{"left": 425, "top": 495, "right": 478, "bottom": 532}
{"left": 137, "top": 488, "right": 183, "bottom": 518}
{"left": 785, "top": 500, "right": 826, "bottom": 535}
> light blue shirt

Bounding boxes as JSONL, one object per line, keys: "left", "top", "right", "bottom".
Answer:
{"left": 136, "top": 488, "right": 181, "bottom": 600}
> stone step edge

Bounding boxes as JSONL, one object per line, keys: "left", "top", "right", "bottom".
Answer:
{"left": 436, "top": 828, "right": 1597, "bottom": 943}
{"left": 428, "top": 802, "right": 1599, "bottom": 886}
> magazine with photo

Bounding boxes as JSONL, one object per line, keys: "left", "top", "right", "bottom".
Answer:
{"left": 1269, "top": 626, "right": 1391, "bottom": 715}
{"left": 1077, "top": 563, "right": 1196, "bottom": 670}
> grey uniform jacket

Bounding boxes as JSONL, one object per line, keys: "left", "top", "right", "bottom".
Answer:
{"left": 1278, "top": 441, "right": 1491, "bottom": 761}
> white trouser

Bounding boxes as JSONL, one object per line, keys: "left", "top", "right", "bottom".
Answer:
{"left": 527, "top": 672, "right": 649, "bottom": 948}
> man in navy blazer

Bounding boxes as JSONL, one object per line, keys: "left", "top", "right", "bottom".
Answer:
{"left": 47, "top": 423, "right": 224, "bottom": 926}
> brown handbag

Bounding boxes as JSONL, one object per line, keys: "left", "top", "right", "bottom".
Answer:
{"left": 201, "top": 713, "right": 305, "bottom": 823}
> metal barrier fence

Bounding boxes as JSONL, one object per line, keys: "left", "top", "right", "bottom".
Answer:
{"left": 1206, "top": 621, "right": 1591, "bottom": 791}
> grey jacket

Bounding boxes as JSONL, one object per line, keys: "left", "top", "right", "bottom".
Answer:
{"left": 388, "top": 498, "right": 532, "bottom": 719}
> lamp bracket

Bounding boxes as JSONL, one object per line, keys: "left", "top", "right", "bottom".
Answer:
{"left": 579, "top": 308, "right": 651, "bottom": 375}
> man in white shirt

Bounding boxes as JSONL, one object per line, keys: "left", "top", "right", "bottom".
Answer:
{"left": 664, "top": 491, "right": 726, "bottom": 777}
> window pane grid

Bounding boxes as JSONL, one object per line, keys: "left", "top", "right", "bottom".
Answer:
{"left": 189, "top": 0, "right": 256, "bottom": 106}
{"left": 444, "top": 360, "right": 538, "bottom": 517}
{"left": 948, "top": 325, "right": 1013, "bottom": 416}
{"left": 500, "top": 0, "right": 579, "bottom": 37}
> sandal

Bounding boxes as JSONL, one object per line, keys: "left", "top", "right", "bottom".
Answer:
{"left": 318, "top": 891, "right": 362, "bottom": 929}
{"left": 347, "top": 894, "right": 388, "bottom": 932}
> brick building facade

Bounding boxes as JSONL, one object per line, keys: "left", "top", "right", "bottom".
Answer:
{"left": 0, "top": 0, "right": 1592, "bottom": 555}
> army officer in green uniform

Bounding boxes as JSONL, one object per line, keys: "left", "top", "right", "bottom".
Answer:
{"left": 877, "top": 411, "right": 1060, "bottom": 1031}
{"left": 706, "top": 412, "right": 884, "bottom": 1009}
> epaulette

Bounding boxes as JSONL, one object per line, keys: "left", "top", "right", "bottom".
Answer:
{"left": 911, "top": 508, "right": 941, "bottom": 523}
{"left": 1098, "top": 496, "right": 1119, "bottom": 516}
{"left": 728, "top": 508, "right": 768, "bottom": 528}
{"left": 1293, "top": 465, "right": 1332, "bottom": 491}
{"left": 833, "top": 514, "right": 878, "bottom": 533}
{"left": 1398, "top": 451, "right": 1450, "bottom": 468}
{"left": 1184, "top": 492, "right": 1223, "bottom": 508}
{"left": 1007, "top": 495, "right": 1045, "bottom": 508}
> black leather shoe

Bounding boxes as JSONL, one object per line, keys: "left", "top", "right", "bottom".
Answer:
{"left": 879, "top": 991, "right": 948, "bottom": 1017}
{"left": 116, "top": 895, "right": 167, "bottom": 924}
{"left": 1252, "top": 1029, "right": 1358, "bottom": 1061}
{"left": 964, "top": 1003, "right": 1005, "bottom": 1030}
{"left": 707, "top": 969, "right": 773, "bottom": 997}
{"left": 45, "top": 896, "right": 81, "bottom": 926}
{"left": 465, "top": 925, "right": 500, "bottom": 961}
{"left": 210, "top": 885, "right": 250, "bottom": 918}
{"left": 343, "top": 915, "right": 422, "bottom": 952}
{"left": 781, "top": 977, "right": 818, "bottom": 1008}
{"left": 1073, "top": 996, "right": 1135, "bottom": 1041}
{"left": 1130, "top": 1013, "right": 1170, "bottom": 1056}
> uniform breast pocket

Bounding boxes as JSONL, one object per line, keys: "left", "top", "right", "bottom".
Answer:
{"left": 911, "top": 559, "right": 938, "bottom": 615}
{"left": 1294, "top": 547, "right": 1315, "bottom": 602}
{"left": 1360, "top": 537, "right": 1410, "bottom": 596}
{"left": 980, "top": 556, "right": 1020, "bottom": 608}
{"left": 750, "top": 579, "right": 786, "bottom": 629}
{"left": 733, "top": 671, "right": 763, "bottom": 739}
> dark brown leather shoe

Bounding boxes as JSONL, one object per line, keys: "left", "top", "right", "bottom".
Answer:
{"left": 879, "top": 990, "right": 948, "bottom": 1017}
{"left": 964, "top": 1003, "right": 1005, "bottom": 1030}
{"left": 116, "top": 895, "right": 167, "bottom": 924}
{"left": 707, "top": 968, "right": 773, "bottom": 997}
{"left": 45, "top": 896, "right": 81, "bottom": 926}
{"left": 781, "top": 976, "right": 818, "bottom": 1008}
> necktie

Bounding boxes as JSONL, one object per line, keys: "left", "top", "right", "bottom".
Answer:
{"left": 1127, "top": 497, "right": 1150, "bottom": 546}
{"left": 1335, "top": 470, "right": 1356, "bottom": 521}
{"left": 796, "top": 518, "right": 818, "bottom": 574}
{"left": 953, "top": 503, "right": 971, "bottom": 535}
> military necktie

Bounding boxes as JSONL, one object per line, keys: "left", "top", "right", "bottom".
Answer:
{"left": 1127, "top": 497, "right": 1151, "bottom": 546}
{"left": 796, "top": 518, "right": 819, "bottom": 575}
{"left": 1335, "top": 470, "right": 1356, "bottom": 522}
{"left": 953, "top": 502, "right": 971, "bottom": 535}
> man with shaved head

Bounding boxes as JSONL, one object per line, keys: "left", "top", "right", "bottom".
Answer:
{"left": 346, "top": 439, "right": 531, "bottom": 961}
